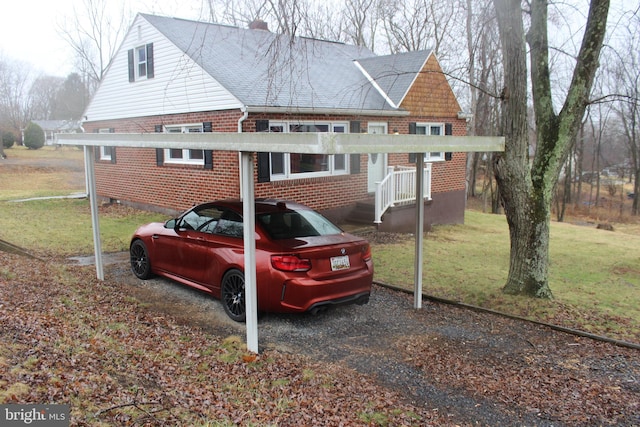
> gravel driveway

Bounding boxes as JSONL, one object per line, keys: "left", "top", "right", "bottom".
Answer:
{"left": 104, "top": 257, "right": 640, "bottom": 426}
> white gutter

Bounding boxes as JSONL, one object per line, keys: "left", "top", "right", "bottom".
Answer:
{"left": 244, "top": 105, "right": 408, "bottom": 117}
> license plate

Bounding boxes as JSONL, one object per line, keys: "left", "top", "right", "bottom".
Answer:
{"left": 330, "top": 255, "right": 350, "bottom": 271}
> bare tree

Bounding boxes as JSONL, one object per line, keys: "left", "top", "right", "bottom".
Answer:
{"left": 610, "top": 11, "right": 640, "bottom": 215}
{"left": 492, "top": 0, "right": 610, "bottom": 298}
{"left": 0, "top": 56, "right": 33, "bottom": 139}
{"left": 58, "top": 0, "right": 128, "bottom": 94}
{"left": 29, "top": 75, "right": 65, "bottom": 120}
{"left": 340, "top": 0, "right": 380, "bottom": 49}
{"left": 379, "top": 0, "right": 462, "bottom": 58}
{"left": 463, "top": 0, "right": 503, "bottom": 202}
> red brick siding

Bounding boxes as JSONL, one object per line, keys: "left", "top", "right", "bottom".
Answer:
{"left": 88, "top": 111, "right": 243, "bottom": 211}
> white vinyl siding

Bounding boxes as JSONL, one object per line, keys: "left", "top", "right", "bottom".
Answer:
{"left": 84, "top": 15, "right": 242, "bottom": 122}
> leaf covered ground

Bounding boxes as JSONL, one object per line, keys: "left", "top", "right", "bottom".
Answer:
{"left": 1, "top": 250, "right": 639, "bottom": 426}
{"left": 0, "top": 252, "right": 442, "bottom": 426}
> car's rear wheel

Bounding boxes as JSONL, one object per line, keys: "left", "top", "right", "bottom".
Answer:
{"left": 130, "top": 240, "right": 152, "bottom": 279}
{"left": 221, "top": 269, "right": 246, "bottom": 322}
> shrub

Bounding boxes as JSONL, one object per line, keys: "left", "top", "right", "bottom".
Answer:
{"left": 2, "top": 130, "right": 16, "bottom": 149}
{"left": 23, "top": 122, "right": 45, "bottom": 150}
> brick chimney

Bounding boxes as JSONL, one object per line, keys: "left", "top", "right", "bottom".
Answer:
{"left": 249, "top": 19, "right": 269, "bottom": 31}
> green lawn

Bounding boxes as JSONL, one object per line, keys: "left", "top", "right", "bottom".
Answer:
{"left": 1, "top": 145, "right": 638, "bottom": 343}
{"left": 372, "top": 210, "right": 640, "bottom": 342}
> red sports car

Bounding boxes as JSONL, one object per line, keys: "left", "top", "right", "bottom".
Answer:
{"left": 130, "top": 199, "right": 373, "bottom": 321}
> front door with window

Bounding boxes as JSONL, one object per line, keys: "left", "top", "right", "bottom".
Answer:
{"left": 367, "top": 124, "right": 387, "bottom": 193}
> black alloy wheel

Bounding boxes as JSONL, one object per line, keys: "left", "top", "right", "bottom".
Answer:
{"left": 130, "top": 240, "right": 152, "bottom": 279}
{"left": 221, "top": 269, "right": 246, "bottom": 322}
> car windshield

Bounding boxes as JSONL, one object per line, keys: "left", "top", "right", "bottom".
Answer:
{"left": 257, "top": 209, "right": 342, "bottom": 240}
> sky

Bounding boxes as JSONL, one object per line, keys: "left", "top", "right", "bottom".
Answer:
{"left": 0, "top": 0, "right": 635, "bottom": 79}
{"left": 0, "top": 0, "right": 205, "bottom": 77}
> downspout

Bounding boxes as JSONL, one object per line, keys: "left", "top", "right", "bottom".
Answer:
{"left": 238, "top": 107, "right": 249, "bottom": 200}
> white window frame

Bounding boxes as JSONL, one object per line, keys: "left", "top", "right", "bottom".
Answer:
{"left": 163, "top": 124, "right": 205, "bottom": 165}
{"left": 135, "top": 45, "right": 148, "bottom": 80}
{"left": 416, "top": 123, "right": 445, "bottom": 162}
{"left": 266, "top": 121, "right": 350, "bottom": 181}
{"left": 98, "top": 129, "right": 112, "bottom": 161}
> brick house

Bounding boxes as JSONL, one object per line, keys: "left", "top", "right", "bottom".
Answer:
{"left": 83, "top": 13, "right": 468, "bottom": 229}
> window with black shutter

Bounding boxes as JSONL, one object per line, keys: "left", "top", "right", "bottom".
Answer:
{"left": 128, "top": 43, "right": 154, "bottom": 82}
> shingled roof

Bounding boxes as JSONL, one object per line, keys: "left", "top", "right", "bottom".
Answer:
{"left": 141, "top": 14, "right": 431, "bottom": 113}
{"left": 355, "top": 50, "right": 432, "bottom": 108}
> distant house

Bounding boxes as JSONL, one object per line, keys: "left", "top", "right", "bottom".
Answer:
{"left": 82, "top": 13, "right": 470, "bottom": 229}
{"left": 31, "top": 120, "right": 81, "bottom": 145}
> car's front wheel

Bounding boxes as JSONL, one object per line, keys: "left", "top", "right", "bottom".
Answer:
{"left": 130, "top": 240, "right": 152, "bottom": 279}
{"left": 221, "top": 269, "right": 246, "bottom": 322}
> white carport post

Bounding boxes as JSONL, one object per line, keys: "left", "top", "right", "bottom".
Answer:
{"left": 241, "top": 151, "right": 259, "bottom": 353}
{"left": 84, "top": 145, "right": 104, "bottom": 281}
{"left": 414, "top": 153, "right": 424, "bottom": 309}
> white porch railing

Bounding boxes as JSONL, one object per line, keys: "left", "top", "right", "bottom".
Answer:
{"left": 374, "top": 164, "right": 432, "bottom": 224}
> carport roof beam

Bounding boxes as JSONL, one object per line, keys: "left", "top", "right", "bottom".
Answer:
{"left": 57, "top": 132, "right": 504, "bottom": 154}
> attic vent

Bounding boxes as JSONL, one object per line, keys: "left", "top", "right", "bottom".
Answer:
{"left": 249, "top": 19, "right": 269, "bottom": 31}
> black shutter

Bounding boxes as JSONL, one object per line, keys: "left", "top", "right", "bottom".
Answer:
{"left": 155, "top": 124, "right": 163, "bottom": 166}
{"left": 350, "top": 154, "right": 360, "bottom": 174}
{"left": 127, "top": 49, "right": 135, "bottom": 82}
{"left": 349, "top": 122, "right": 361, "bottom": 174}
{"left": 108, "top": 129, "right": 116, "bottom": 163}
{"left": 93, "top": 129, "right": 100, "bottom": 161}
{"left": 203, "top": 122, "right": 213, "bottom": 169}
{"left": 204, "top": 150, "right": 213, "bottom": 170}
{"left": 156, "top": 149, "right": 164, "bottom": 166}
{"left": 408, "top": 122, "right": 417, "bottom": 163}
{"left": 146, "top": 43, "right": 154, "bottom": 79}
{"left": 445, "top": 123, "right": 453, "bottom": 161}
{"left": 256, "top": 120, "right": 270, "bottom": 182}
{"left": 257, "top": 153, "right": 270, "bottom": 183}
{"left": 255, "top": 120, "right": 269, "bottom": 132}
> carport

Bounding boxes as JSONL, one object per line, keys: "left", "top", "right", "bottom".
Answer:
{"left": 57, "top": 132, "right": 503, "bottom": 353}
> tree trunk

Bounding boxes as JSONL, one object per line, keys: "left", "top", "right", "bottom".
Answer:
{"left": 493, "top": 0, "right": 609, "bottom": 298}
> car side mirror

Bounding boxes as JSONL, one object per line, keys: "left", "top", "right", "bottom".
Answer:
{"left": 165, "top": 219, "right": 176, "bottom": 229}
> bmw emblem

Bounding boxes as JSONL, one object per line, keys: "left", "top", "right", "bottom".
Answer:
{"left": 340, "top": 248, "right": 346, "bottom": 255}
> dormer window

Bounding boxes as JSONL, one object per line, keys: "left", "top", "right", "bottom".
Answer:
{"left": 128, "top": 43, "right": 154, "bottom": 82}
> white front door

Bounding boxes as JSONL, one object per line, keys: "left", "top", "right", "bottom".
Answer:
{"left": 367, "top": 123, "right": 388, "bottom": 193}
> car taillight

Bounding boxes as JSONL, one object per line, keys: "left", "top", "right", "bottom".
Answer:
{"left": 361, "top": 244, "right": 372, "bottom": 262}
{"left": 271, "top": 255, "right": 312, "bottom": 272}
